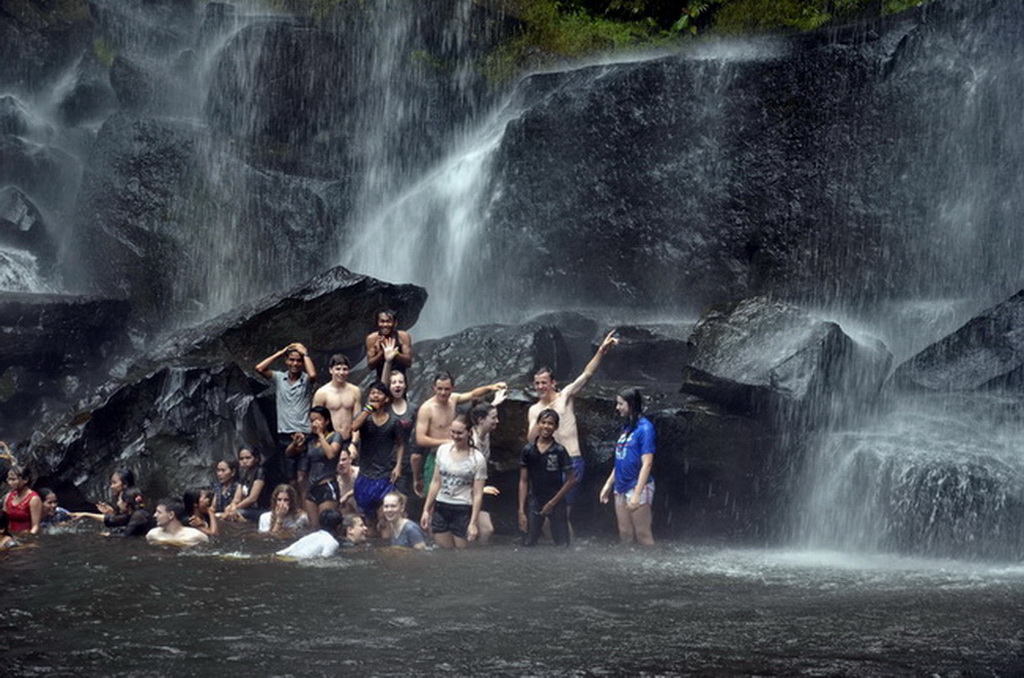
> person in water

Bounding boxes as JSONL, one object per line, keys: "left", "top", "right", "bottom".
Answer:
{"left": 469, "top": 395, "right": 507, "bottom": 545}
{"left": 339, "top": 513, "right": 370, "bottom": 548}
{"left": 519, "top": 409, "right": 576, "bottom": 547}
{"left": 211, "top": 459, "right": 239, "bottom": 515}
{"left": 414, "top": 372, "right": 506, "bottom": 499}
{"left": 351, "top": 381, "right": 404, "bottom": 534}
{"left": 599, "top": 387, "right": 655, "bottom": 546}
{"left": 527, "top": 330, "right": 618, "bottom": 535}
{"left": 276, "top": 508, "right": 342, "bottom": 559}
{"left": 183, "top": 488, "right": 220, "bottom": 537}
{"left": 74, "top": 486, "right": 152, "bottom": 537}
{"left": 3, "top": 466, "right": 41, "bottom": 535}
{"left": 380, "top": 357, "right": 417, "bottom": 504}
{"left": 87, "top": 469, "right": 137, "bottom": 530}
{"left": 311, "top": 354, "right": 361, "bottom": 459}
{"left": 256, "top": 342, "right": 317, "bottom": 500}
{"left": 380, "top": 491, "right": 426, "bottom": 549}
{"left": 290, "top": 405, "right": 342, "bottom": 530}
{"left": 223, "top": 447, "right": 268, "bottom": 523}
{"left": 146, "top": 498, "right": 209, "bottom": 547}
{"left": 258, "top": 484, "right": 309, "bottom": 534}
{"left": 335, "top": 447, "right": 360, "bottom": 515}
{"left": 38, "top": 488, "right": 72, "bottom": 528}
{"left": 364, "top": 308, "right": 413, "bottom": 378}
{"left": 420, "top": 413, "right": 487, "bottom": 549}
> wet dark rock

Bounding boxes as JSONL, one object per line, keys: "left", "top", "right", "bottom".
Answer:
{"left": 0, "top": 0, "right": 94, "bottom": 89}
{"left": 142, "top": 265, "right": 428, "bottom": 372}
{"left": 0, "top": 134, "right": 80, "bottom": 210}
{"left": 0, "top": 291, "right": 129, "bottom": 373}
{"left": 27, "top": 361, "right": 275, "bottom": 509}
{"left": 601, "top": 323, "right": 693, "bottom": 385}
{"left": 55, "top": 52, "right": 118, "bottom": 127}
{"left": 892, "top": 289, "right": 1024, "bottom": 392}
{"left": 0, "top": 186, "right": 57, "bottom": 266}
{"left": 682, "top": 297, "right": 892, "bottom": 424}
{"left": 0, "top": 94, "right": 50, "bottom": 138}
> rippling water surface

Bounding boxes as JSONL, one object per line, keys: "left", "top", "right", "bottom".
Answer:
{"left": 4, "top": 530, "right": 1023, "bottom": 676}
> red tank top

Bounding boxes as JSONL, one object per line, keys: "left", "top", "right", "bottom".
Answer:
{"left": 4, "top": 489, "right": 39, "bottom": 532}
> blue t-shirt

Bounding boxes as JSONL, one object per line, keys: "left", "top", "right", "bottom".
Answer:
{"left": 613, "top": 416, "right": 655, "bottom": 494}
{"left": 390, "top": 519, "right": 427, "bottom": 548}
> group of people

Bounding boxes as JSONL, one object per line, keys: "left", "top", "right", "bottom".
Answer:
{"left": 1, "top": 309, "right": 657, "bottom": 556}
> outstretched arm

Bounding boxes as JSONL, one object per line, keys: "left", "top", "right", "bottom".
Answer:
{"left": 454, "top": 381, "right": 507, "bottom": 404}
{"left": 561, "top": 330, "right": 618, "bottom": 399}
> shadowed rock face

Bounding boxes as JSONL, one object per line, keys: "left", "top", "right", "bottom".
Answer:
{"left": 682, "top": 297, "right": 892, "bottom": 424}
{"left": 892, "top": 290, "right": 1024, "bottom": 392}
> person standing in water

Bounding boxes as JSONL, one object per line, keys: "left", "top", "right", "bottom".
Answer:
{"left": 414, "top": 372, "right": 506, "bottom": 499}
{"left": 312, "top": 354, "right": 361, "bottom": 459}
{"left": 256, "top": 342, "right": 317, "bottom": 498}
{"left": 599, "top": 387, "right": 655, "bottom": 546}
{"left": 519, "top": 409, "right": 575, "bottom": 547}
{"left": 527, "top": 330, "right": 618, "bottom": 533}
{"left": 420, "top": 413, "right": 487, "bottom": 549}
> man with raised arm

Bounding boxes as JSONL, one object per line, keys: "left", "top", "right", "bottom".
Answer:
{"left": 412, "top": 372, "right": 507, "bottom": 498}
{"left": 256, "top": 342, "right": 317, "bottom": 497}
{"left": 526, "top": 330, "right": 618, "bottom": 528}
{"left": 365, "top": 309, "right": 413, "bottom": 378}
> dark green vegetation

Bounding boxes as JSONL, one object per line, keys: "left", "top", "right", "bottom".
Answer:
{"left": 485, "top": 0, "right": 922, "bottom": 79}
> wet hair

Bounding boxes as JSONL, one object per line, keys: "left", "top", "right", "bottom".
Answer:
{"left": 382, "top": 491, "right": 407, "bottom": 515}
{"left": 37, "top": 487, "right": 57, "bottom": 502}
{"left": 284, "top": 348, "right": 303, "bottom": 360}
{"left": 271, "top": 484, "right": 302, "bottom": 518}
{"left": 215, "top": 458, "right": 239, "bottom": 479}
{"left": 433, "top": 371, "right": 454, "bottom": 386}
{"left": 182, "top": 488, "right": 214, "bottom": 517}
{"left": 377, "top": 308, "right": 397, "bottom": 322}
{"left": 534, "top": 366, "right": 555, "bottom": 380}
{"left": 112, "top": 469, "right": 136, "bottom": 488}
{"left": 309, "top": 405, "right": 335, "bottom": 432}
{"left": 343, "top": 513, "right": 365, "bottom": 534}
{"left": 451, "top": 412, "right": 476, "bottom": 449}
{"left": 368, "top": 381, "right": 391, "bottom": 401}
{"left": 119, "top": 487, "right": 146, "bottom": 512}
{"left": 329, "top": 353, "right": 351, "bottom": 368}
{"left": 237, "top": 447, "right": 260, "bottom": 463}
{"left": 388, "top": 369, "right": 408, "bottom": 398}
{"left": 617, "top": 387, "right": 644, "bottom": 431}
{"left": 7, "top": 466, "right": 31, "bottom": 483}
{"left": 537, "top": 408, "right": 560, "bottom": 427}
{"left": 319, "top": 508, "right": 342, "bottom": 533}
{"left": 158, "top": 497, "right": 185, "bottom": 522}
{"left": 469, "top": 401, "right": 497, "bottom": 428}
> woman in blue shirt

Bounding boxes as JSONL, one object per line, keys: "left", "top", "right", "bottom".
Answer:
{"left": 599, "top": 387, "right": 655, "bottom": 546}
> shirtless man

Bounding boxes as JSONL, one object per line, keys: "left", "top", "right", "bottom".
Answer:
{"left": 413, "top": 372, "right": 506, "bottom": 498}
{"left": 527, "top": 330, "right": 618, "bottom": 528}
{"left": 256, "top": 342, "right": 317, "bottom": 496}
{"left": 146, "top": 498, "right": 209, "bottom": 547}
{"left": 312, "top": 354, "right": 361, "bottom": 455}
{"left": 365, "top": 309, "right": 413, "bottom": 378}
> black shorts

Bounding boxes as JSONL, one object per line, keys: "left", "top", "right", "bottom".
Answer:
{"left": 308, "top": 480, "right": 340, "bottom": 505}
{"left": 430, "top": 502, "right": 472, "bottom": 539}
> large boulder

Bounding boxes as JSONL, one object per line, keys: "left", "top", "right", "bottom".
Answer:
{"left": 142, "top": 265, "right": 428, "bottom": 372}
{"left": 682, "top": 297, "right": 892, "bottom": 425}
{"left": 27, "top": 361, "right": 274, "bottom": 509}
{"left": 892, "top": 289, "right": 1024, "bottom": 392}
{"left": 0, "top": 0, "right": 94, "bottom": 89}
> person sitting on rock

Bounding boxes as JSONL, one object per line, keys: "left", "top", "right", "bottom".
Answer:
{"left": 365, "top": 308, "right": 413, "bottom": 379}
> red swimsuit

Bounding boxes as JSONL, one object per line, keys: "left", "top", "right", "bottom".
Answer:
{"left": 4, "top": 489, "right": 39, "bottom": 532}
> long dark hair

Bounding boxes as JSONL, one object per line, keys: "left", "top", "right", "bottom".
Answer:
{"left": 309, "top": 405, "right": 335, "bottom": 433}
{"left": 119, "top": 487, "right": 146, "bottom": 512}
{"left": 618, "top": 387, "right": 643, "bottom": 432}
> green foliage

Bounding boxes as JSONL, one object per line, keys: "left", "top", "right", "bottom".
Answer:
{"left": 92, "top": 37, "right": 116, "bottom": 67}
